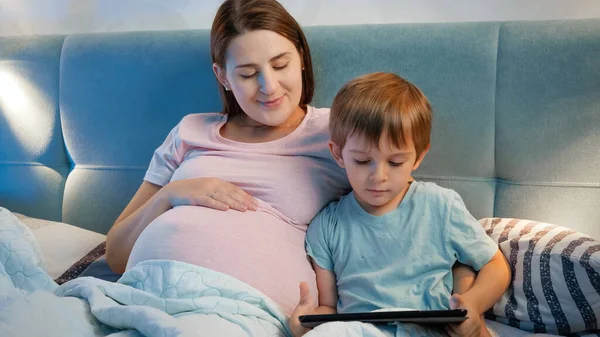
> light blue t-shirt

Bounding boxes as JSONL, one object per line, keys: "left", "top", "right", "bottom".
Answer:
{"left": 306, "top": 181, "right": 498, "bottom": 314}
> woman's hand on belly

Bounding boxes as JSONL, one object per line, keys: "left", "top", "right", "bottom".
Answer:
{"left": 163, "top": 177, "right": 258, "bottom": 212}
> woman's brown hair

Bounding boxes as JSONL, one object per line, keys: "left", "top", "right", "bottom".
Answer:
{"left": 210, "top": 0, "right": 314, "bottom": 117}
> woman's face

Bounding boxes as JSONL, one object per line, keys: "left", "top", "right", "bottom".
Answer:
{"left": 214, "top": 30, "right": 304, "bottom": 126}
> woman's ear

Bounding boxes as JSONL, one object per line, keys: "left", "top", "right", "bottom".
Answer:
{"left": 328, "top": 141, "right": 345, "bottom": 168}
{"left": 212, "top": 63, "right": 230, "bottom": 90}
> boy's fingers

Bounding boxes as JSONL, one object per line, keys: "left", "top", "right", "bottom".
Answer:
{"left": 446, "top": 322, "right": 464, "bottom": 337}
{"left": 445, "top": 327, "right": 460, "bottom": 337}
{"left": 291, "top": 285, "right": 313, "bottom": 337}
{"left": 298, "top": 282, "right": 313, "bottom": 306}
{"left": 450, "top": 294, "right": 463, "bottom": 309}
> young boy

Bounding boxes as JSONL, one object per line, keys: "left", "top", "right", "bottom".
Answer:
{"left": 290, "top": 72, "right": 511, "bottom": 337}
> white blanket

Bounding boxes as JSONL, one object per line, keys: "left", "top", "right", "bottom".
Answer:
{"left": 0, "top": 207, "right": 290, "bottom": 336}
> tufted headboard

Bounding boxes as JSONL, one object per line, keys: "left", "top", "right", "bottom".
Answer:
{"left": 1, "top": 19, "right": 599, "bottom": 238}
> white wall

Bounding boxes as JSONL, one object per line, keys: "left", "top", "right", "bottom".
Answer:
{"left": 1, "top": 0, "right": 599, "bottom": 36}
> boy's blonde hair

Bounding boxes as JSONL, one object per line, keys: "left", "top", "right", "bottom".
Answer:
{"left": 329, "top": 72, "right": 432, "bottom": 159}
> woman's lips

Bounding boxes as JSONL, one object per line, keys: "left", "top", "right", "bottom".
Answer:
{"left": 259, "top": 96, "right": 283, "bottom": 108}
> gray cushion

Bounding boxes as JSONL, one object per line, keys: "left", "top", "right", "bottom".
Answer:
{"left": 482, "top": 218, "right": 600, "bottom": 335}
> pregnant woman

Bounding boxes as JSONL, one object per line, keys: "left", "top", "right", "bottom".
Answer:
{"left": 105, "top": 0, "right": 349, "bottom": 315}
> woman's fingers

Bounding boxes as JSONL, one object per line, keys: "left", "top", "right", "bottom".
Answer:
{"left": 195, "top": 194, "right": 230, "bottom": 211}
{"left": 167, "top": 177, "right": 258, "bottom": 212}
{"left": 226, "top": 186, "right": 259, "bottom": 211}
{"left": 210, "top": 191, "right": 249, "bottom": 212}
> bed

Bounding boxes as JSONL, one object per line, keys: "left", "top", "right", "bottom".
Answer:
{"left": 1, "top": 19, "right": 599, "bottom": 336}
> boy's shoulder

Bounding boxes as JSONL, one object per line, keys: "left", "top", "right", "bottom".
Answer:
{"left": 310, "top": 192, "right": 354, "bottom": 225}
{"left": 412, "top": 180, "right": 452, "bottom": 194}
{"left": 411, "top": 181, "right": 463, "bottom": 206}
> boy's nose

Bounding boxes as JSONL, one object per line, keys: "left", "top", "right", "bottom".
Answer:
{"left": 369, "top": 164, "right": 387, "bottom": 181}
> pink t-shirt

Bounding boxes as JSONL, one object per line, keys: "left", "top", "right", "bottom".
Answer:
{"left": 127, "top": 106, "right": 349, "bottom": 314}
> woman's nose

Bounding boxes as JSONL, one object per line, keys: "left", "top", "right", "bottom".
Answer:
{"left": 259, "top": 70, "right": 278, "bottom": 95}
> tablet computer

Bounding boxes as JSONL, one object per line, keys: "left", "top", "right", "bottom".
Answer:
{"left": 299, "top": 309, "right": 468, "bottom": 328}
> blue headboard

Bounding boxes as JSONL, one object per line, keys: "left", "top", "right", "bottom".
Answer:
{"left": 1, "top": 19, "right": 599, "bottom": 238}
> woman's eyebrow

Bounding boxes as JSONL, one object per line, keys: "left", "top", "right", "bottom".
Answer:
{"left": 235, "top": 52, "right": 291, "bottom": 69}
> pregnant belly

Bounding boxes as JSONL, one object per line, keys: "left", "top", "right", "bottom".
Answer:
{"left": 127, "top": 205, "right": 318, "bottom": 315}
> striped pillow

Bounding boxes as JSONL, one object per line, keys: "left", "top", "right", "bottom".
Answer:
{"left": 479, "top": 218, "right": 600, "bottom": 336}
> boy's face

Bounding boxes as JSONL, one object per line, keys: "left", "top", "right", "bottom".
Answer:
{"left": 330, "top": 132, "right": 429, "bottom": 216}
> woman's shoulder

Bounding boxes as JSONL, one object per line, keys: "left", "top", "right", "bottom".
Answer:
{"left": 176, "top": 112, "right": 224, "bottom": 138}
{"left": 308, "top": 105, "right": 331, "bottom": 115}
{"left": 307, "top": 105, "right": 331, "bottom": 123}
{"left": 179, "top": 112, "right": 224, "bottom": 127}
{"left": 301, "top": 105, "right": 331, "bottom": 135}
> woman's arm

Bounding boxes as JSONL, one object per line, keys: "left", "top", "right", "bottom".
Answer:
{"left": 106, "top": 178, "right": 259, "bottom": 274}
{"left": 106, "top": 181, "right": 170, "bottom": 274}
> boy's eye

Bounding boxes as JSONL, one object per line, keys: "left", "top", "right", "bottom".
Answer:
{"left": 389, "top": 161, "right": 403, "bottom": 167}
{"left": 354, "top": 159, "right": 370, "bottom": 165}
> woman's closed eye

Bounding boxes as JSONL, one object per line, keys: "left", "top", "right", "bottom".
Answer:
{"left": 239, "top": 72, "right": 258, "bottom": 79}
{"left": 273, "top": 62, "right": 289, "bottom": 70}
{"left": 239, "top": 63, "right": 287, "bottom": 79}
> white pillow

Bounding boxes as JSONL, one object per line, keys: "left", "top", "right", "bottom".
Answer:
{"left": 13, "top": 213, "right": 106, "bottom": 279}
{"left": 480, "top": 218, "right": 600, "bottom": 335}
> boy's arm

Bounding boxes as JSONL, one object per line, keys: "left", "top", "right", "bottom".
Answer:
{"left": 447, "top": 192, "right": 511, "bottom": 315}
{"left": 452, "top": 263, "right": 476, "bottom": 295}
{"left": 289, "top": 259, "right": 337, "bottom": 337}
{"left": 313, "top": 259, "right": 338, "bottom": 314}
{"left": 460, "top": 249, "right": 511, "bottom": 315}
{"left": 447, "top": 250, "right": 510, "bottom": 337}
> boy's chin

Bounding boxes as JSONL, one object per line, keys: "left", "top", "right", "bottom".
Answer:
{"left": 356, "top": 190, "right": 406, "bottom": 210}
{"left": 357, "top": 194, "right": 394, "bottom": 207}
{"left": 368, "top": 199, "right": 394, "bottom": 208}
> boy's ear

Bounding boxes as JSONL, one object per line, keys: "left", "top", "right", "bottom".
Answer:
{"left": 412, "top": 143, "right": 430, "bottom": 170}
{"left": 328, "top": 141, "right": 345, "bottom": 168}
{"left": 212, "top": 63, "right": 230, "bottom": 90}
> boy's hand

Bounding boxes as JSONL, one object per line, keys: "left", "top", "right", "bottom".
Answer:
{"left": 290, "top": 282, "right": 316, "bottom": 337}
{"left": 446, "top": 294, "right": 489, "bottom": 337}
